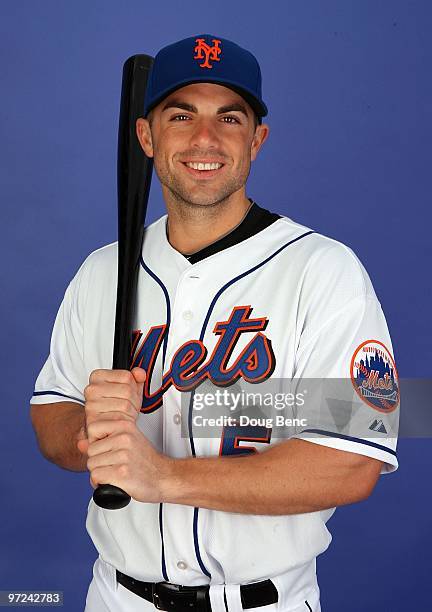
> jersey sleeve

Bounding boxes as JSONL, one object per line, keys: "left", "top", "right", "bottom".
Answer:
{"left": 291, "top": 240, "right": 399, "bottom": 474}
{"left": 30, "top": 260, "right": 90, "bottom": 406}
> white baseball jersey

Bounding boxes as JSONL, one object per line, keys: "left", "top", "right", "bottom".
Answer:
{"left": 31, "top": 208, "right": 399, "bottom": 607}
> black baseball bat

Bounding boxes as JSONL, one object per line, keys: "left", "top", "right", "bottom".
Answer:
{"left": 92, "top": 54, "right": 154, "bottom": 510}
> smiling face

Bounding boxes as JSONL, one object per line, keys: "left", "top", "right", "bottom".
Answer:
{"left": 136, "top": 82, "right": 269, "bottom": 209}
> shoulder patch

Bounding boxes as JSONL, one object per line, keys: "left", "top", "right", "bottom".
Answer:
{"left": 350, "top": 340, "right": 399, "bottom": 413}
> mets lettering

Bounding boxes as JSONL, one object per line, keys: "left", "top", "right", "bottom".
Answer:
{"left": 362, "top": 371, "right": 393, "bottom": 391}
{"left": 131, "top": 305, "right": 276, "bottom": 412}
{"left": 193, "top": 37, "right": 222, "bottom": 69}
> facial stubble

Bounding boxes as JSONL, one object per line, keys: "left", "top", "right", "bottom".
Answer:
{"left": 152, "top": 145, "right": 253, "bottom": 214}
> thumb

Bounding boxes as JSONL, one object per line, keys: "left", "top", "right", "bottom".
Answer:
{"left": 77, "top": 438, "right": 89, "bottom": 455}
{"left": 131, "top": 367, "right": 146, "bottom": 405}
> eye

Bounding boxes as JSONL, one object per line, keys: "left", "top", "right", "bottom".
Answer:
{"left": 170, "top": 114, "right": 191, "bottom": 121}
{"left": 221, "top": 115, "right": 240, "bottom": 124}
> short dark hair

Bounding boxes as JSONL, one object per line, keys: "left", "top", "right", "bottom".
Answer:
{"left": 254, "top": 114, "right": 262, "bottom": 129}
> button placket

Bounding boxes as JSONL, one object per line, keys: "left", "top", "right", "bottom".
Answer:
{"left": 165, "top": 271, "right": 205, "bottom": 367}
{"left": 158, "top": 268, "right": 211, "bottom": 585}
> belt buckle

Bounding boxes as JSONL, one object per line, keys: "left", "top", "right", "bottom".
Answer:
{"left": 152, "top": 583, "right": 164, "bottom": 610}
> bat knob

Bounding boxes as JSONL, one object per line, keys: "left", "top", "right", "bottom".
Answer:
{"left": 93, "top": 484, "right": 131, "bottom": 509}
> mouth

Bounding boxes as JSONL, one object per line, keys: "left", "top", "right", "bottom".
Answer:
{"left": 180, "top": 160, "right": 225, "bottom": 179}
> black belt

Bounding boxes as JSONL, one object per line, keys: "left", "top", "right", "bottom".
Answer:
{"left": 116, "top": 571, "right": 278, "bottom": 612}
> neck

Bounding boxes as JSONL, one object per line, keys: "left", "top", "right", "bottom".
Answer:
{"left": 164, "top": 188, "right": 252, "bottom": 255}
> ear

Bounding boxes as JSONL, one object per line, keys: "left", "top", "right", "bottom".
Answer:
{"left": 250, "top": 123, "right": 270, "bottom": 162}
{"left": 136, "top": 118, "right": 154, "bottom": 158}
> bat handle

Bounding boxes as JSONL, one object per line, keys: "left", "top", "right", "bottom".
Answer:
{"left": 93, "top": 484, "right": 131, "bottom": 509}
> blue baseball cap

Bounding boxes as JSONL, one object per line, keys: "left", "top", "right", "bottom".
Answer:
{"left": 143, "top": 34, "right": 268, "bottom": 118}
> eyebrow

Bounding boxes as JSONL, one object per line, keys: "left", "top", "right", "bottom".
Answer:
{"left": 217, "top": 103, "right": 249, "bottom": 117}
{"left": 161, "top": 100, "right": 250, "bottom": 118}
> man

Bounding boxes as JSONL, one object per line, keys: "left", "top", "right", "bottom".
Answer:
{"left": 30, "top": 35, "right": 399, "bottom": 612}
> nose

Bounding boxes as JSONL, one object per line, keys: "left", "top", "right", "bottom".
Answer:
{"left": 189, "top": 118, "right": 220, "bottom": 150}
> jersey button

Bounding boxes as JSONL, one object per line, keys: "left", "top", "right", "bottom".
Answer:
{"left": 176, "top": 561, "right": 188, "bottom": 570}
{"left": 173, "top": 413, "right": 181, "bottom": 425}
{"left": 182, "top": 310, "right": 193, "bottom": 321}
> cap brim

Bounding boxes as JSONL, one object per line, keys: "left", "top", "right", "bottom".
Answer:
{"left": 144, "top": 76, "right": 268, "bottom": 118}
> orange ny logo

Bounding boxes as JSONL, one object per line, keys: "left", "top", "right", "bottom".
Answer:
{"left": 193, "top": 38, "right": 222, "bottom": 69}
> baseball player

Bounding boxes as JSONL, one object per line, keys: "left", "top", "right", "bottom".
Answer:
{"left": 30, "top": 35, "right": 400, "bottom": 612}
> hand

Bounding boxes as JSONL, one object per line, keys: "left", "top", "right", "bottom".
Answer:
{"left": 77, "top": 367, "right": 146, "bottom": 456}
{"left": 77, "top": 367, "right": 172, "bottom": 502}
{"left": 85, "top": 418, "right": 173, "bottom": 503}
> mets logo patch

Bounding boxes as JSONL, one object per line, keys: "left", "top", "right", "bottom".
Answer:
{"left": 193, "top": 37, "right": 222, "bottom": 69}
{"left": 350, "top": 339, "right": 399, "bottom": 413}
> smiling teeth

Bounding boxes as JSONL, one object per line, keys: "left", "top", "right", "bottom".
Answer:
{"left": 186, "top": 162, "right": 223, "bottom": 171}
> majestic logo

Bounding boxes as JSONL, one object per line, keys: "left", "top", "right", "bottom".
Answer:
{"left": 193, "top": 37, "right": 222, "bottom": 69}
{"left": 131, "top": 306, "right": 275, "bottom": 412}
{"left": 369, "top": 419, "right": 388, "bottom": 433}
{"left": 350, "top": 339, "right": 399, "bottom": 413}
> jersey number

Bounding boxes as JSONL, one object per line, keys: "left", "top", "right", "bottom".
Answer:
{"left": 219, "top": 424, "right": 272, "bottom": 456}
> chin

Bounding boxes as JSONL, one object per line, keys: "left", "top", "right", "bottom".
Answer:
{"left": 180, "top": 196, "right": 227, "bottom": 208}
{"left": 168, "top": 183, "right": 233, "bottom": 208}
{"left": 188, "top": 190, "right": 238, "bottom": 207}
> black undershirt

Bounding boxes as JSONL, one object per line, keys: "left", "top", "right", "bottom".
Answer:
{"left": 183, "top": 200, "right": 281, "bottom": 264}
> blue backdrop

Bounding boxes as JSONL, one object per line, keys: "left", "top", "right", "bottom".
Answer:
{"left": 1, "top": 1, "right": 431, "bottom": 610}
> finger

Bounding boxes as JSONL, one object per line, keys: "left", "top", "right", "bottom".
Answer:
{"left": 88, "top": 369, "right": 145, "bottom": 398}
{"left": 84, "top": 381, "right": 140, "bottom": 405}
{"left": 131, "top": 366, "right": 146, "bottom": 384}
{"left": 90, "top": 464, "right": 130, "bottom": 491}
{"left": 85, "top": 398, "right": 139, "bottom": 420}
{"left": 86, "top": 412, "right": 137, "bottom": 444}
{"left": 86, "top": 430, "right": 129, "bottom": 457}
{"left": 87, "top": 448, "right": 130, "bottom": 471}
{"left": 89, "top": 369, "right": 137, "bottom": 385}
{"left": 131, "top": 367, "right": 146, "bottom": 410}
{"left": 86, "top": 411, "right": 136, "bottom": 432}
{"left": 87, "top": 417, "right": 135, "bottom": 443}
